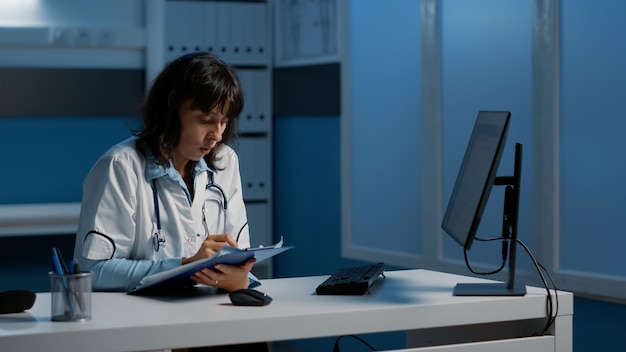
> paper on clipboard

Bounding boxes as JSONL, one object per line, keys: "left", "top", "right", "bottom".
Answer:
{"left": 128, "top": 237, "right": 293, "bottom": 295}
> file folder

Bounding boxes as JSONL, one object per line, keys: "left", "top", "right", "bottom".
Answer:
{"left": 129, "top": 239, "right": 293, "bottom": 295}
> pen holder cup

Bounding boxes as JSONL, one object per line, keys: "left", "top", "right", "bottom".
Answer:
{"left": 49, "top": 271, "right": 92, "bottom": 322}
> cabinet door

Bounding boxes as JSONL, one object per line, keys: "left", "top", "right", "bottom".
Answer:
{"left": 247, "top": 202, "right": 273, "bottom": 279}
{"left": 237, "top": 137, "right": 271, "bottom": 201}
{"left": 246, "top": 202, "right": 271, "bottom": 247}
{"left": 238, "top": 69, "right": 271, "bottom": 133}
{"left": 164, "top": 1, "right": 204, "bottom": 62}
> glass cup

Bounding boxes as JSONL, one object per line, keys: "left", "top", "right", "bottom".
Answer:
{"left": 49, "top": 271, "right": 92, "bottom": 322}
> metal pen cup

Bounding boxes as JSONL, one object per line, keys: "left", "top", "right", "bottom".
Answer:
{"left": 49, "top": 271, "right": 92, "bottom": 322}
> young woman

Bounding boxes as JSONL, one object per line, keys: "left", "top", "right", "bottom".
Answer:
{"left": 73, "top": 52, "right": 255, "bottom": 293}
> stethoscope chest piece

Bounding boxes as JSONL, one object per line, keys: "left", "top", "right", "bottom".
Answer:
{"left": 153, "top": 231, "right": 166, "bottom": 252}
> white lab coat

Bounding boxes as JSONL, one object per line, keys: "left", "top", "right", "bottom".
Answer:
{"left": 73, "top": 137, "right": 250, "bottom": 291}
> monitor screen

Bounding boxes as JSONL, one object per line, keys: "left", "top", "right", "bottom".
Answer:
{"left": 441, "top": 111, "right": 511, "bottom": 250}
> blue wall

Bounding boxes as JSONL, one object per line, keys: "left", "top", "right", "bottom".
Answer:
{"left": 0, "top": 117, "right": 138, "bottom": 204}
{"left": 559, "top": 0, "right": 626, "bottom": 276}
{"left": 273, "top": 116, "right": 358, "bottom": 278}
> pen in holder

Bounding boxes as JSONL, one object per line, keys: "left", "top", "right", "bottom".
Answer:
{"left": 50, "top": 247, "right": 92, "bottom": 321}
{"left": 49, "top": 271, "right": 92, "bottom": 322}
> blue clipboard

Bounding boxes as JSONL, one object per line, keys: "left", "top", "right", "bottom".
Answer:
{"left": 128, "top": 239, "right": 294, "bottom": 295}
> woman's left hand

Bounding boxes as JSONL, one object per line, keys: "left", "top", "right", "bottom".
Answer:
{"left": 191, "top": 257, "right": 256, "bottom": 292}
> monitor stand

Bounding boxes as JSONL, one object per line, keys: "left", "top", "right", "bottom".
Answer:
{"left": 454, "top": 282, "right": 527, "bottom": 296}
{"left": 454, "top": 144, "right": 527, "bottom": 297}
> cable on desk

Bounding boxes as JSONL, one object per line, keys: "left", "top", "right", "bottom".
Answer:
{"left": 466, "top": 235, "right": 507, "bottom": 275}
{"left": 469, "top": 234, "right": 559, "bottom": 336}
{"left": 333, "top": 335, "right": 378, "bottom": 352}
{"left": 516, "top": 239, "right": 559, "bottom": 335}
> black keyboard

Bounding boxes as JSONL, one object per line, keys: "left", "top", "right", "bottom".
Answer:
{"left": 316, "top": 262, "right": 386, "bottom": 295}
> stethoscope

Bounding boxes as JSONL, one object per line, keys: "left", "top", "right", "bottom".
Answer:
{"left": 151, "top": 171, "right": 228, "bottom": 252}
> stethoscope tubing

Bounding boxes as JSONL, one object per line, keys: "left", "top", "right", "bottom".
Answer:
{"left": 152, "top": 171, "right": 228, "bottom": 252}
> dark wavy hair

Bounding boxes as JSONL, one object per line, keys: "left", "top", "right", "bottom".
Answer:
{"left": 135, "top": 52, "right": 244, "bottom": 170}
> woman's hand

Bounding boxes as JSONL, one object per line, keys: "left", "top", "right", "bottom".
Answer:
{"left": 182, "top": 234, "right": 238, "bottom": 265}
{"left": 182, "top": 234, "right": 254, "bottom": 291}
{"left": 191, "top": 258, "right": 256, "bottom": 292}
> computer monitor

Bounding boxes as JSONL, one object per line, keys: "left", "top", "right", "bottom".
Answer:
{"left": 441, "top": 110, "right": 526, "bottom": 296}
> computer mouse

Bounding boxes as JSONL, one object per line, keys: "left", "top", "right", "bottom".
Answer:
{"left": 0, "top": 290, "right": 36, "bottom": 314}
{"left": 229, "top": 288, "right": 272, "bottom": 306}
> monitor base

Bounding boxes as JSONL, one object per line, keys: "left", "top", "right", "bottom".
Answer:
{"left": 453, "top": 282, "right": 527, "bottom": 296}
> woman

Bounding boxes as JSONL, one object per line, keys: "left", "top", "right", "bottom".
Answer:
{"left": 73, "top": 52, "right": 255, "bottom": 293}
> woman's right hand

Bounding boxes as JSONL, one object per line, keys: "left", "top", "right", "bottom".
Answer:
{"left": 182, "top": 234, "right": 238, "bottom": 265}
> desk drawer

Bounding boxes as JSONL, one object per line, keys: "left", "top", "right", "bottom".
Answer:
{"left": 384, "top": 335, "right": 554, "bottom": 352}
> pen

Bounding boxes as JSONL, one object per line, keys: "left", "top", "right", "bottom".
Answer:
{"left": 51, "top": 247, "right": 75, "bottom": 318}
{"left": 68, "top": 259, "right": 75, "bottom": 274}
{"left": 51, "top": 247, "right": 66, "bottom": 276}
{"left": 54, "top": 247, "right": 69, "bottom": 274}
{"left": 71, "top": 259, "right": 86, "bottom": 313}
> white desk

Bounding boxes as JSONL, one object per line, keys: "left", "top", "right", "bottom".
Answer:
{"left": 0, "top": 269, "right": 572, "bottom": 352}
